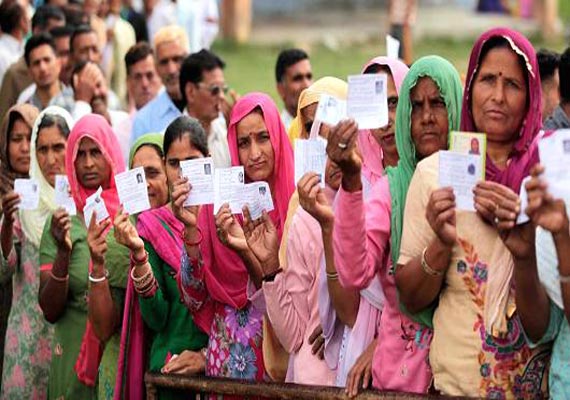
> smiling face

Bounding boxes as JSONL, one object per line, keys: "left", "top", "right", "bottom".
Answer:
{"left": 236, "top": 110, "right": 275, "bottom": 183}
{"left": 74, "top": 136, "right": 111, "bottom": 189}
{"left": 471, "top": 46, "right": 528, "bottom": 147}
{"left": 409, "top": 77, "right": 449, "bottom": 159}
{"left": 36, "top": 124, "right": 67, "bottom": 187}
{"left": 131, "top": 144, "right": 168, "bottom": 208}
{"left": 8, "top": 117, "right": 32, "bottom": 175}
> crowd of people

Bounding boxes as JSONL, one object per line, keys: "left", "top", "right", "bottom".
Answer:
{"left": 0, "top": 1, "right": 570, "bottom": 400}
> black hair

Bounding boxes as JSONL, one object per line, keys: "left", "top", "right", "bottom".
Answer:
{"left": 125, "top": 41, "right": 154, "bottom": 75}
{"left": 50, "top": 25, "right": 73, "bottom": 39}
{"left": 275, "top": 48, "right": 309, "bottom": 83}
{"left": 537, "top": 48, "right": 560, "bottom": 82}
{"left": 163, "top": 116, "right": 208, "bottom": 157}
{"left": 31, "top": 5, "right": 65, "bottom": 32}
{"left": 70, "top": 24, "right": 94, "bottom": 55}
{"left": 559, "top": 47, "right": 570, "bottom": 102}
{"left": 0, "top": 0, "right": 25, "bottom": 35}
{"left": 36, "top": 113, "right": 70, "bottom": 146}
{"left": 24, "top": 33, "right": 57, "bottom": 66}
{"left": 179, "top": 49, "right": 225, "bottom": 104}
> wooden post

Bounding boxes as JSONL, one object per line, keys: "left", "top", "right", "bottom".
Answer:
{"left": 220, "top": 0, "right": 252, "bottom": 43}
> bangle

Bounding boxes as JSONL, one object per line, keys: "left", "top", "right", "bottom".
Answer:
{"left": 130, "top": 250, "right": 148, "bottom": 266}
{"left": 50, "top": 271, "right": 69, "bottom": 283}
{"left": 131, "top": 265, "right": 154, "bottom": 287}
{"left": 560, "top": 273, "right": 570, "bottom": 284}
{"left": 262, "top": 267, "right": 283, "bottom": 282}
{"left": 183, "top": 227, "right": 203, "bottom": 247}
{"left": 89, "top": 269, "right": 109, "bottom": 283}
{"left": 326, "top": 271, "right": 339, "bottom": 281}
{"left": 421, "top": 247, "right": 444, "bottom": 277}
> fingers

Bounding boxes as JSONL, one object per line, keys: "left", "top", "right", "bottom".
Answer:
{"left": 308, "top": 325, "right": 323, "bottom": 344}
{"left": 242, "top": 205, "right": 254, "bottom": 236}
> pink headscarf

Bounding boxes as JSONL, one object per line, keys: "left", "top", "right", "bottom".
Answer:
{"left": 461, "top": 28, "right": 541, "bottom": 194}
{"left": 200, "top": 92, "right": 295, "bottom": 309}
{"left": 357, "top": 57, "right": 409, "bottom": 186}
{"left": 65, "top": 114, "right": 125, "bottom": 386}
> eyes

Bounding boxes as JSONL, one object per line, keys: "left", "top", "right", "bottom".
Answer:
{"left": 478, "top": 73, "right": 523, "bottom": 91}
{"left": 411, "top": 97, "right": 446, "bottom": 113}
{"left": 237, "top": 132, "right": 270, "bottom": 149}
{"left": 37, "top": 143, "right": 66, "bottom": 155}
{"left": 77, "top": 147, "right": 102, "bottom": 159}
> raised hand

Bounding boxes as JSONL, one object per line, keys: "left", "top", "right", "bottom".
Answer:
{"left": 1, "top": 191, "right": 20, "bottom": 227}
{"left": 326, "top": 119, "right": 362, "bottom": 177}
{"left": 51, "top": 208, "right": 72, "bottom": 251}
{"left": 113, "top": 206, "right": 144, "bottom": 253}
{"left": 221, "top": 89, "right": 240, "bottom": 128}
{"left": 215, "top": 204, "right": 247, "bottom": 252}
{"left": 426, "top": 187, "right": 457, "bottom": 246}
{"left": 298, "top": 172, "right": 334, "bottom": 229}
{"left": 171, "top": 176, "right": 201, "bottom": 228}
{"left": 242, "top": 207, "right": 279, "bottom": 274}
{"left": 86, "top": 211, "right": 110, "bottom": 266}
{"left": 526, "top": 164, "right": 569, "bottom": 235}
{"left": 473, "top": 181, "right": 520, "bottom": 229}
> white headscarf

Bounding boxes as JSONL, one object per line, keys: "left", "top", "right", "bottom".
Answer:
{"left": 19, "top": 106, "right": 74, "bottom": 248}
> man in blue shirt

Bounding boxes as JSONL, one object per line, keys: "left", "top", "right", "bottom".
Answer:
{"left": 131, "top": 25, "right": 189, "bottom": 143}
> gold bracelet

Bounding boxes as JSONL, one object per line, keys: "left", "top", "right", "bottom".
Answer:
{"left": 421, "top": 247, "right": 444, "bottom": 277}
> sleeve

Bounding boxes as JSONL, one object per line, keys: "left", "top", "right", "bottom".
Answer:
{"left": 263, "top": 215, "right": 317, "bottom": 353}
{"left": 525, "top": 300, "right": 563, "bottom": 348}
{"left": 398, "top": 162, "right": 437, "bottom": 266}
{"left": 333, "top": 180, "right": 391, "bottom": 290}
{"left": 0, "top": 217, "right": 21, "bottom": 284}
{"left": 138, "top": 241, "right": 170, "bottom": 332}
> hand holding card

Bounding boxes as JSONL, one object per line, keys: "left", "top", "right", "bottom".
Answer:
{"left": 83, "top": 187, "right": 109, "bottom": 227}
{"left": 14, "top": 178, "right": 40, "bottom": 210}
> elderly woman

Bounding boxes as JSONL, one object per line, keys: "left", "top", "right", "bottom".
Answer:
{"left": 330, "top": 56, "right": 463, "bottom": 394}
{"left": 395, "top": 29, "right": 547, "bottom": 398}
{"left": 1, "top": 107, "right": 71, "bottom": 399}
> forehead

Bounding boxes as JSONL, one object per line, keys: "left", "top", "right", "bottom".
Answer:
{"left": 478, "top": 46, "right": 525, "bottom": 77}
{"left": 10, "top": 118, "right": 31, "bottom": 134}
{"left": 201, "top": 67, "right": 224, "bottom": 83}
{"left": 54, "top": 36, "right": 70, "bottom": 49}
{"left": 132, "top": 144, "right": 161, "bottom": 165}
{"left": 410, "top": 76, "right": 441, "bottom": 98}
{"left": 30, "top": 44, "right": 56, "bottom": 60}
{"left": 284, "top": 59, "right": 311, "bottom": 78}
{"left": 74, "top": 32, "right": 98, "bottom": 48}
{"left": 131, "top": 55, "right": 155, "bottom": 72}
{"left": 236, "top": 111, "right": 266, "bottom": 137}
{"left": 78, "top": 136, "right": 101, "bottom": 150}
{"left": 300, "top": 102, "right": 318, "bottom": 122}
{"left": 156, "top": 40, "right": 185, "bottom": 59}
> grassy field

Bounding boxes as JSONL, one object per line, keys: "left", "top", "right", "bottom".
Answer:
{"left": 213, "top": 34, "right": 567, "bottom": 103}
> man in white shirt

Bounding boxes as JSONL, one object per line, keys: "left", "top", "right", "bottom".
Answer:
{"left": 180, "top": 49, "right": 231, "bottom": 167}
{"left": 144, "top": 0, "right": 176, "bottom": 46}
{"left": 0, "top": 0, "right": 29, "bottom": 84}
{"left": 275, "top": 48, "right": 313, "bottom": 131}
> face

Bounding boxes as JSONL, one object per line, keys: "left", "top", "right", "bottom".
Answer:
{"left": 541, "top": 70, "right": 559, "bottom": 121}
{"left": 36, "top": 124, "right": 67, "bottom": 187}
{"left": 409, "top": 77, "right": 449, "bottom": 159}
{"left": 325, "top": 158, "right": 341, "bottom": 191}
{"left": 155, "top": 40, "right": 186, "bottom": 100}
{"left": 29, "top": 44, "right": 61, "bottom": 89}
{"left": 236, "top": 111, "right": 275, "bottom": 182}
{"left": 72, "top": 32, "right": 101, "bottom": 65}
{"left": 54, "top": 35, "right": 72, "bottom": 85}
{"left": 186, "top": 68, "right": 226, "bottom": 124}
{"left": 300, "top": 102, "right": 330, "bottom": 139}
{"left": 74, "top": 136, "right": 111, "bottom": 189}
{"left": 164, "top": 134, "right": 205, "bottom": 189}
{"left": 471, "top": 46, "right": 528, "bottom": 145}
{"left": 277, "top": 59, "right": 313, "bottom": 116}
{"left": 7, "top": 118, "right": 32, "bottom": 175}
{"left": 370, "top": 71, "right": 399, "bottom": 160}
{"left": 131, "top": 145, "right": 168, "bottom": 208}
{"left": 127, "top": 54, "right": 161, "bottom": 109}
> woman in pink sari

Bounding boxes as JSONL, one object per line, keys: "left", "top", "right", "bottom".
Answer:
{"left": 174, "top": 93, "right": 295, "bottom": 383}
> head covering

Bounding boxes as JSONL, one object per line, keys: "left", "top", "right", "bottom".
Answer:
{"left": 461, "top": 27, "right": 541, "bottom": 194}
{"left": 0, "top": 104, "right": 39, "bottom": 198}
{"left": 200, "top": 92, "right": 295, "bottom": 309}
{"left": 461, "top": 28, "right": 541, "bottom": 337}
{"left": 65, "top": 114, "right": 126, "bottom": 386}
{"left": 19, "top": 106, "right": 74, "bottom": 248}
{"left": 287, "top": 77, "right": 348, "bottom": 143}
{"left": 357, "top": 56, "right": 409, "bottom": 187}
{"left": 66, "top": 113, "right": 126, "bottom": 221}
{"left": 128, "top": 133, "right": 164, "bottom": 168}
{"left": 387, "top": 56, "right": 463, "bottom": 327}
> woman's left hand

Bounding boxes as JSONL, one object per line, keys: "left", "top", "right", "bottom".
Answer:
{"left": 242, "top": 207, "right": 279, "bottom": 275}
{"left": 215, "top": 203, "right": 248, "bottom": 252}
{"left": 473, "top": 181, "right": 521, "bottom": 229}
{"left": 113, "top": 206, "right": 144, "bottom": 254}
{"left": 86, "top": 211, "right": 111, "bottom": 266}
{"left": 161, "top": 350, "right": 206, "bottom": 375}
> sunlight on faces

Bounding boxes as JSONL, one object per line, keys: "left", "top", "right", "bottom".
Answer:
{"left": 471, "top": 46, "right": 528, "bottom": 146}
{"left": 236, "top": 110, "right": 275, "bottom": 183}
{"left": 409, "top": 77, "right": 449, "bottom": 159}
{"left": 29, "top": 44, "right": 61, "bottom": 90}
{"left": 128, "top": 55, "right": 161, "bottom": 109}
{"left": 156, "top": 40, "right": 186, "bottom": 100}
{"left": 72, "top": 31, "right": 101, "bottom": 65}
{"left": 74, "top": 137, "right": 111, "bottom": 189}
{"left": 164, "top": 134, "right": 205, "bottom": 190}
{"left": 278, "top": 59, "right": 313, "bottom": 116}
{"left": 187, "top": 67, "right": 225, "bottom": 123}
{"left": 131, "top": 145, "right": 169, "bottom": 209}
{"left": 36, "top": 125, "right": 67, "bottom": 187}
{"left": 8, "top": 118, "right": 32, "bottom": 175}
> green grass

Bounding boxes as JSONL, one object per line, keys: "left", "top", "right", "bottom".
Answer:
{"left": 213, "top": 34, "right": 567, "bottom": 104}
